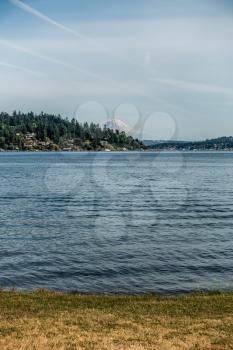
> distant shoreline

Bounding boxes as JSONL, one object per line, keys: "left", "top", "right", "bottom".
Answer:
{"left": 1, "top": 149, "right": 233, "bottom": 153}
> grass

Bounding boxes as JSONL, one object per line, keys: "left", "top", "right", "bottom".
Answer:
{"left": 0, "top": 290, "right": 233, "bottom": 349}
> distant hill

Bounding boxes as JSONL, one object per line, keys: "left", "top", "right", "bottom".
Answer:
{"left": 143, "top": 140, "right": 190, "bottom": 146}
{"left": 148, "top": 136, "right": 233, "bottom": 151}
{"left": 0, "top": 111, "right": 145, "bottom": 151}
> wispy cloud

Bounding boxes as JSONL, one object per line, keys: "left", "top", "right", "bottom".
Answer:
{"left": 9, "top": 0, "right": 86, "bottom": 40}
{"left": 0, "top": 77, "right": 144, "bottom": 98}
{"left": 0, "top": 39, "right": 109, "bottom": 82}
{"left": 152, "top": 78, "right": 233, "bottom": 96}
{"left": 0, "top": 60, "right": 44, "bottom": 76}
{"left": 8, "top": 0, "right": 157, "bottom": 77}
{"left": 0, "top": 39, "right": 157, "bottom": 107}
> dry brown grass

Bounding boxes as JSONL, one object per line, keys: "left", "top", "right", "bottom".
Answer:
{"left": 0, "top": 290, "right": 233, "bottom": 349}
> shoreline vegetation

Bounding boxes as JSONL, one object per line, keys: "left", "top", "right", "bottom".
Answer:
{"left": 0, "top": 111, "right": 145, "bottom": 152}
{"left": 1, "top": 111, "right": 233, "bottom": 152}
{"left": 0, "top": 290, "right": 233, "bottom": 349}
{"left": 147, "top": 137, "right": 233, "bottom": 151}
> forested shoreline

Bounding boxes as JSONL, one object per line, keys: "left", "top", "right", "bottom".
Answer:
{"left": 0, "top": 111, "right": 145, "bottom": 151}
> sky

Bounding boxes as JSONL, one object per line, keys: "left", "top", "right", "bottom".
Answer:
{"left": 0, "top": 0, "right": 233, "bottom": 140}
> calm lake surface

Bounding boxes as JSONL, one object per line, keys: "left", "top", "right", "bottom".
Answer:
{"left": 0, "top": 151, "right": 233, "bottom": 294}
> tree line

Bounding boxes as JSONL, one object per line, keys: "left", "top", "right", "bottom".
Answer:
{"left": 148, "top": 136, "right": 233, "bottom": 151}
{"left": 0, "top": 111, "right": 145, "bottom": 151}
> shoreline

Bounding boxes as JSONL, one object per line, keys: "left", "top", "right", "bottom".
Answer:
{"left": 1, "top": 287, "right": 232, "bottom": 296}
{"left": 0, "top": 289, "right": 232, "bottom": 349}
{"left": 1, "top": 149, "right": 233, "bottom": 153}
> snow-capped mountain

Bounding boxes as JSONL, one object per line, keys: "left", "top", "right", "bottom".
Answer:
{"left": 104, "top": 118, "right": 129, "bottom": 133}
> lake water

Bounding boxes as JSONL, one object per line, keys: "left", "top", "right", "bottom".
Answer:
{"left": 0, "top": 151, "right": 233, "bottom": 294}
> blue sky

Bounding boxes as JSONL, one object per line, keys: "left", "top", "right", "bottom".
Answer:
{"left": 0, "top": 0, "right": 233, "bottom": 140}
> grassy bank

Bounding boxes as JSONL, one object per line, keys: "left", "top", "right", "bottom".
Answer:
{"left": 0, "top": 290, "right": 233, "bottom": 349}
